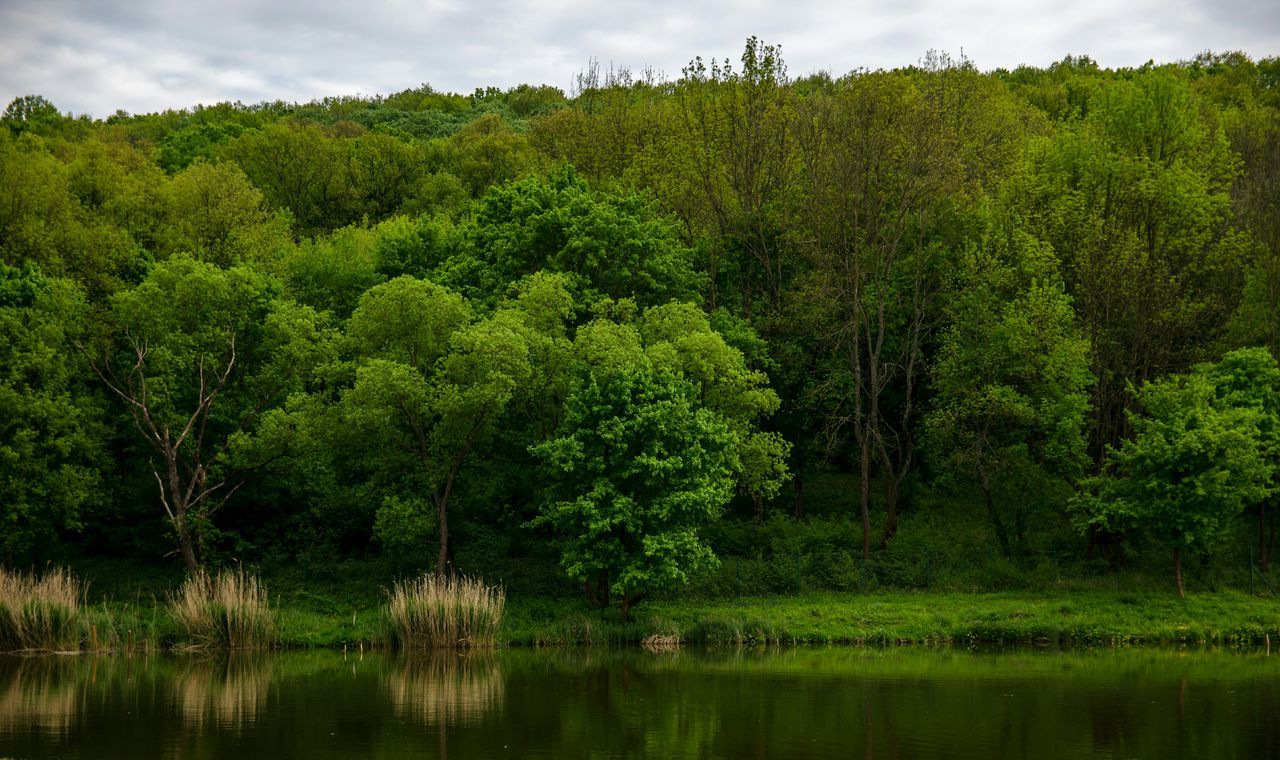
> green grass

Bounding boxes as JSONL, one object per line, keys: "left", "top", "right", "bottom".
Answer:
{"left": 654, "top": 591, "right": 1280, "bottom": 646}
{"left": 496, "top": 590, "right": 1280, "bottom": 647}
{"left": 5, "top": 578, "right": 1278, "bottom": 650}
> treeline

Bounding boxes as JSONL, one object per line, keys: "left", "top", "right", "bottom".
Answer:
{"left": 1, "top": 41, "right": 1278, "bottom": 606}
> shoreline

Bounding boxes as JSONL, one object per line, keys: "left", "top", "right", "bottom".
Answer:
{"left": 7, "top": 590, "right": 1276, "bottom": 653}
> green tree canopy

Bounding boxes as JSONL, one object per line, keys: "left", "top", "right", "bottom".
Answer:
{"left": 532, "top": 363, "right": 737, "bottom": 619}
{"left": 336, "top": 275, "right": 533, "bottom": 574}
{"left": 926, "top": 228, "right": 1093, "bottom": 557}
{"left": 0, "top": 265, "right": 104, "bottom": 565}
{"left": 1073, "top": 357, "right": 1273, "bottom": 596}
{"left": 2, "top": 95, "right": 62, "bottom": 135}
{"left": 437, "top": 169, "right": 702, "bottom": 308}
{"left": 96, "top": 255, "right": 332, "bottom": 570}
{"left": 160, "top": 160, "right": 292, "bottom": 267}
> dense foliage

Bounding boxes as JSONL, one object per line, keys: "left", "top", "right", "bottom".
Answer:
{"left": 3, "top": 43, "right": 1279, "bottom": 610}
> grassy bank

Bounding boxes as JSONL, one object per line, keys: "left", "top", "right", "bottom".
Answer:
{"left": 5, "top": 590, "right": 1279, "bottom": 651}
{"left": 499, "top": 591, "right": 1280, "bottom": 648}
{"left": 18, "top": 557, "right": 1280, "bottom": 651}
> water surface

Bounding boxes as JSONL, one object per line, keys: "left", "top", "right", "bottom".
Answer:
{"left": 1, "top": 647, "right": 1276, "bottom": 758}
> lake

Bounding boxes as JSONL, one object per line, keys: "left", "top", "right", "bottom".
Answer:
{"left": 1, "top": 647, "right": 1276, "bottom": 758}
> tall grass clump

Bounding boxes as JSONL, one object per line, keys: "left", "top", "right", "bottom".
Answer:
{"left": 169, "top": 569, "right": 277, "bottom": 649}
{"left": 387, "top": 575, "right": 505, "bottom": 648}
{"left": 0, "top": 567, "right": 84, "bottom": 652}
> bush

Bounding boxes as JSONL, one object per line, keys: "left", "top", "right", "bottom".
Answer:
{"left": 386, "top": 574, "right": 505, "bottom": 648}
{"left": 684, "top": 616, "right": 784, "bottom": 646}
{"left": 0, "top": 567, "right": 84, "bottom": 652}
{"left": 169, "top": 569, "right": 277, "bottom": 649}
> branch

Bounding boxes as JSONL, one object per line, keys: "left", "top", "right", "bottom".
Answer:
{"left": 152, "top": 469, "right": 175, "bottom": 522}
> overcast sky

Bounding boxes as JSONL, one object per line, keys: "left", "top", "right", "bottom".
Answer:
{"left": 1, "top": 0, "right": 1277, "bottom": 117}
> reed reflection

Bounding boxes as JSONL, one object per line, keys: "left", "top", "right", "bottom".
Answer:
{"left": 386, "top": 652, "right": 503, "bottom": 727}
{"left": 172, "top": 653, "right": 274, "bottom": 733}
{"left": 0, "top": 656, "right": 80, "bottom": 736}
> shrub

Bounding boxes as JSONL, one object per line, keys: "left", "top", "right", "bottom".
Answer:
{"left": 169, "top": 569, "right": 277, "bottom": 649}
{"left": 386, "top": 574, "right": 505, "bottom": 648}
{"left": 0, "top": 567, "right": 84, "bottom": 652}
{"left": 532, "top": 613, "right": 596, "bottom": 647}
{"left": 684, "top": 616, "right": 783, "bottom": 646}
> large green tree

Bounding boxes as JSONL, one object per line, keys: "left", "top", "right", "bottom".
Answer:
{"left": 224, "top": 122, "right": 356, "bottom": 237}
{"left": 339, "top": 275, "right": 533, "bottom": 575}
{"left": 533, "top": 363, "right": 737, "bottom": 619}
{"left": 437, "top": 168, "right": 701, "bottom": 308}
{"left": 1074, "top": 360, "right": 1272, "bottom": 596}
{"left": 926, "top": 229, "right": 1093, "bottom": 557}
{"left": 795, "top": 56, "right": 1029, "bottom": 554}
{"left": 531, "top": 300, "right": 784, "bottom": 614}
{"left": 94, "top": 256, "right": 331, "bottom": 570}
{"left": 159, "top": 160, "right": 292, "bottom": 267}
{"left": 1200, "top": 348, "right": 1280, "bottom": 569}
{"left": 1226, "top": 106, "right": 1280, "bottom": 358}
{"left": 1015, "top": 70, "right": 1248, "bottom": 466}
{"left": 1, "top": 95, "right": 61, "bottom": 135}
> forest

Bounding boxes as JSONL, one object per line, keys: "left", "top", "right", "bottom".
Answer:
{"left": 2, "top": 40, "right": 1279, "bottom": 620}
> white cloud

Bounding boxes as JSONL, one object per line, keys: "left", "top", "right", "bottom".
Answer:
{"left": 0, "top": 0, "right": 1276, "bottom": 116}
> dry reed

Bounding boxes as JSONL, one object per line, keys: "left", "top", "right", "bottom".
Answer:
{"left": 168, "top": 569, "right": 276, "bottom": 649}
{"left": 0, "top": 567, "right": 84, "bottom": 652}
{"left": 386, "top": 575, "right": 505, "bottom": 648}
{"left": 640, "top": 633, "right": 682, "bottom": 651}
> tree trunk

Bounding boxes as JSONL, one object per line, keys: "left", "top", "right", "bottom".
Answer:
{"left": 1259, "top": 501, "right": 1270, "bottom": 573}
{"left": 176, "top": 519, "right": 199, "bottom": 574}
{"left": 793, "top": 475, "right": 804, "bottom": 519}
{"left": 169, "top": 483, "right": 201, "bottom": 573}
{"left": 1014, "top": 508, "right": 1028, "bottom": 548}
{"left": 1174, "top": 548, "right": 1185, "bottom": 599}
{"left": 596, "top": 570, "right": 610, "bottom": 607}
{"left": 436, "top": 499, "right": 450, "bottom": 577}
{"left": 977, "top": 463, "right": 1011, "bottom": 558}
{"left": 879, "top": 474, "right": 899, "bottom": 549}
{"left": 858, "top": 436, "right": 872, "bottom": 561}
{"left": 620, "top": 591, "right": 646, "bottom": 622}
{"left": 753, "top": 493, "right": 764, "bottom": 523}
{"left": 1269, "top": 503, "right": 1279, "bottom": 572}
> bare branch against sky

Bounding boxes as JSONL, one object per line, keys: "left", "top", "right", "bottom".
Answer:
{"left": 1, "top": 0, "right": 1277, "bottom": 116}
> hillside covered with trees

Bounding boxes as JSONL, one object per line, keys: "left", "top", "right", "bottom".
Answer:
{"left": 3, "top": 41, "right": 1279, "bottom": 613}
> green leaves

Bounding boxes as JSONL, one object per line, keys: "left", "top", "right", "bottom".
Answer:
{"left": 159, "top": 160, "right": 291, "bottom": 268}
{"left": 1074, "top": 350, "right": 1279, "bottom": 591}
{"left": 100, "top": 255, "right": 334, "bottom": 568}
{"left": 1013, "top": 68, "right": 1248, "bottom": 458}
{"left": 532, "top": 364, "right": 737, "bottom": 602}
{"left": 530, "top": 296, "right": 786, "bottom": 611}
{"left": 0, "top": 264, "right": 103, "bottom": 562}
{"left": 925, "top": 222, "right": 1093, "bottom": 555}
{"left": 335, "top": 275, "right": 539, "bottom": 572}
{"left": 438, "top": 168, "right": 701, "bottom": 308}
{"left": 347, "top": 276, "right": 470, "bottom": 371}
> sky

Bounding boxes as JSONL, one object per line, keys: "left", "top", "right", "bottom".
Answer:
{"left": 1, "top": 0, "right": 1277, "bottom": 117}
